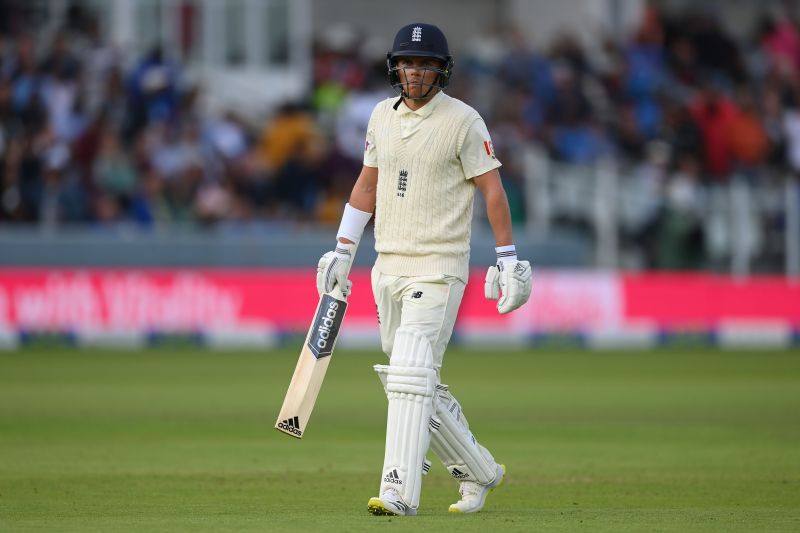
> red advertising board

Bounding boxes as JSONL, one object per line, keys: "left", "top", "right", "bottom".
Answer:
{"left": 0, "top": 269, "right": 798, "bottom": 334}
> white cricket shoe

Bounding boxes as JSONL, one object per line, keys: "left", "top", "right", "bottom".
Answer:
{"left": 448, "top": 464, "right": 506, "bottom": 514}
{"left": 367, "top": 488, "right": 417, "bottom": 516}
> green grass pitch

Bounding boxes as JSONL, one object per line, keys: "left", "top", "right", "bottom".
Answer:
{"left": 1, "top": 346, "right": 799, "bottom": 532}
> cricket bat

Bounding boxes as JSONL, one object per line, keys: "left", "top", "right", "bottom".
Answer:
{"left": 275, "top": 251, "right": 355, "bottom": 439}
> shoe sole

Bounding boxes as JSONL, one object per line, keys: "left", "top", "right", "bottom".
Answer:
{"left": 368, "top": 498, "right": 401, "bottom": 516}
{"left": 448, "top": 464, "right": 506, "bottom": 514}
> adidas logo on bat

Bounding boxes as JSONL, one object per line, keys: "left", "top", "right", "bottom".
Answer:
{"left": 308, "top": 294, "right": 347, "bottom": 359}
{"left": 383, "top": 468, "right": 403, "bottom": 485}
{"left": 315, "top": 300, "right": 340, "bottom": 350}
{"left": 451, "top": 468, "right": 469, "bottom": 479}
{"left": 278, "top": 416, "right": 302, "bottom": 436}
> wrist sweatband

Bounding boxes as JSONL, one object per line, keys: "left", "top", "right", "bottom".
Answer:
{"left": 336, "top": 203, "right": 373, "bottom": 244}
{"left": 495, "top": 244, "right": 517, "bottom": 264}
{"left": 335, "top": 242, "right": 355, "bottom": 256}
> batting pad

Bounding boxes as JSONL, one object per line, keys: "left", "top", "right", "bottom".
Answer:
{"left": 428, "top": 384, "right": 498, "bottom": 484}
{"left": 374, "top": 327, "right": 436, "bottom": 509}
{"left": 373, "top": 370, "right": 433, "bottom": 476}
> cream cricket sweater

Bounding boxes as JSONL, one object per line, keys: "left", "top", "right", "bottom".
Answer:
{"left": 364, "top": 92, "right": 501, "bottom": 282}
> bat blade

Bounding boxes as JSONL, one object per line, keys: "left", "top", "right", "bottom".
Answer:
{"left": 275, "top": 293, "right": 348, "bottom": 439}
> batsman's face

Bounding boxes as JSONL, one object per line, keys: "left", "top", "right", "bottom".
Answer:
{"left": 396, "top": 56, "right": 443, "bottom": 99}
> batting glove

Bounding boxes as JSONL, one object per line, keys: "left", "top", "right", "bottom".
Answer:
{"left": 316, "top": 242, "right": 354, "bottom": 297}
{"left": 485, "top": 252, "right": 532, "bottom": 314}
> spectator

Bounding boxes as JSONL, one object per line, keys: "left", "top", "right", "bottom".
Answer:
{"left": 40, "top": 58, "right": 85, "bottom": 142}
{"left": 761, "top": 84, "right": 787, "bottom": 166}
{"left": 78, "top": 17, "right": 120, "bottom": 118}
{"left": 125, "top": 45, "right": 180, "bottom": 139}
{"left": 661, "top": 100, "right": 703, "bottom": 163}
{"left": 690, "top": 82, "right": 739, "bottom": 180}
{"left": 688, "top": 12, "right": 745, "bottom": 83}
{"left": 727, "top": 87, "right": 769, "bottom": 175}
{"left": 92, "top": 129, "right": 136, "bottom": 205}
{"left": 656, "top": 154, "right": 705, "bottom": 269}
{"left": 130, "top": 168, "right": 171, "bottom": 227}
{"left": 257, "top": 103, "right": 323, "bottom": 172}
{"left": 782, "top": 91, "right": 800, "bottom": 174}
{"left": 551, "top": 117, "right": 613, "bottom": 165}
{"left": 39, "top": 143, "right": 82, "bottom": 227}
{"left": 6, "top": 34, "right": 46, "bottom": 130}
{"left": 759, "top": 12, "right": 800, "bottom": 76}
{"left": 207, "top": 111, "right": 246, "bottom": 161}
{"left": 334, "top": 65, "right": 391, "bottom": 164}
{"left": 39, "top": 31, "right": 81, "bottom": 82}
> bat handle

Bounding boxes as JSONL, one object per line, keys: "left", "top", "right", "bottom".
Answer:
{"left": 329, "top": 241, "right": 359, "bottom": 302}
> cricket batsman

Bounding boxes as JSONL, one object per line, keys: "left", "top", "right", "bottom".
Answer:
{"left": 316, "top": 22, "right": 532, "bottom": 516}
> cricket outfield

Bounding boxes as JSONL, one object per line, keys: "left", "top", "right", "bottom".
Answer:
{"left": 1, "top": 347, "right": 798, "bottom": 532}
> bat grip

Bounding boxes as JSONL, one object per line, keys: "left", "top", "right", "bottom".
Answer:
{"left": 329, "top": 241, "right": 359, "bottom": 302}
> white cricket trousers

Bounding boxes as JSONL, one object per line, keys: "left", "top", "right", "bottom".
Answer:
{"left": 371, "top": 268, "right": 465, "bottom": 370}
{"left": 372, "top": 267, "right": 501, "bottom": 492}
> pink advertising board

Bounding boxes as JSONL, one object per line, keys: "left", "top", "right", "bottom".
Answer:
{"left": 0, "top": 269, "right": 798, "bottom": 335}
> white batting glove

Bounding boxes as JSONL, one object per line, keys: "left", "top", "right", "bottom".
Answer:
{"left": 484, "top": 246, "right": 532, "bottom": 314}
{"left": 316, "top": 242, "right": 354, "bottom": 297}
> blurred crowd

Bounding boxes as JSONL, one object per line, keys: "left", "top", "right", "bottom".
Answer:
{"left": 0, "top": 3, "right": 798, "bottom": 269}
{"left": 0, "top": 11, "right": 350, "bottom": 230}
{"left": 450, "top": 3, "right": 798, "bottom": 270}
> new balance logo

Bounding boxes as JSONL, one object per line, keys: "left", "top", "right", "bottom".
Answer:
{"left": 451, "top": 468, "right": 469, "bottom": 479}
{"left": 411, "top": 291, "right": 423, "bottom": 299}
{"left": 383, "top": 468, "right": 403, "bottom": 485}
{"left": 277, "top": 416, "right": 302, "bottom": 436}
{"left": 411, "top": 26, "right": 422, "bottom": 42}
